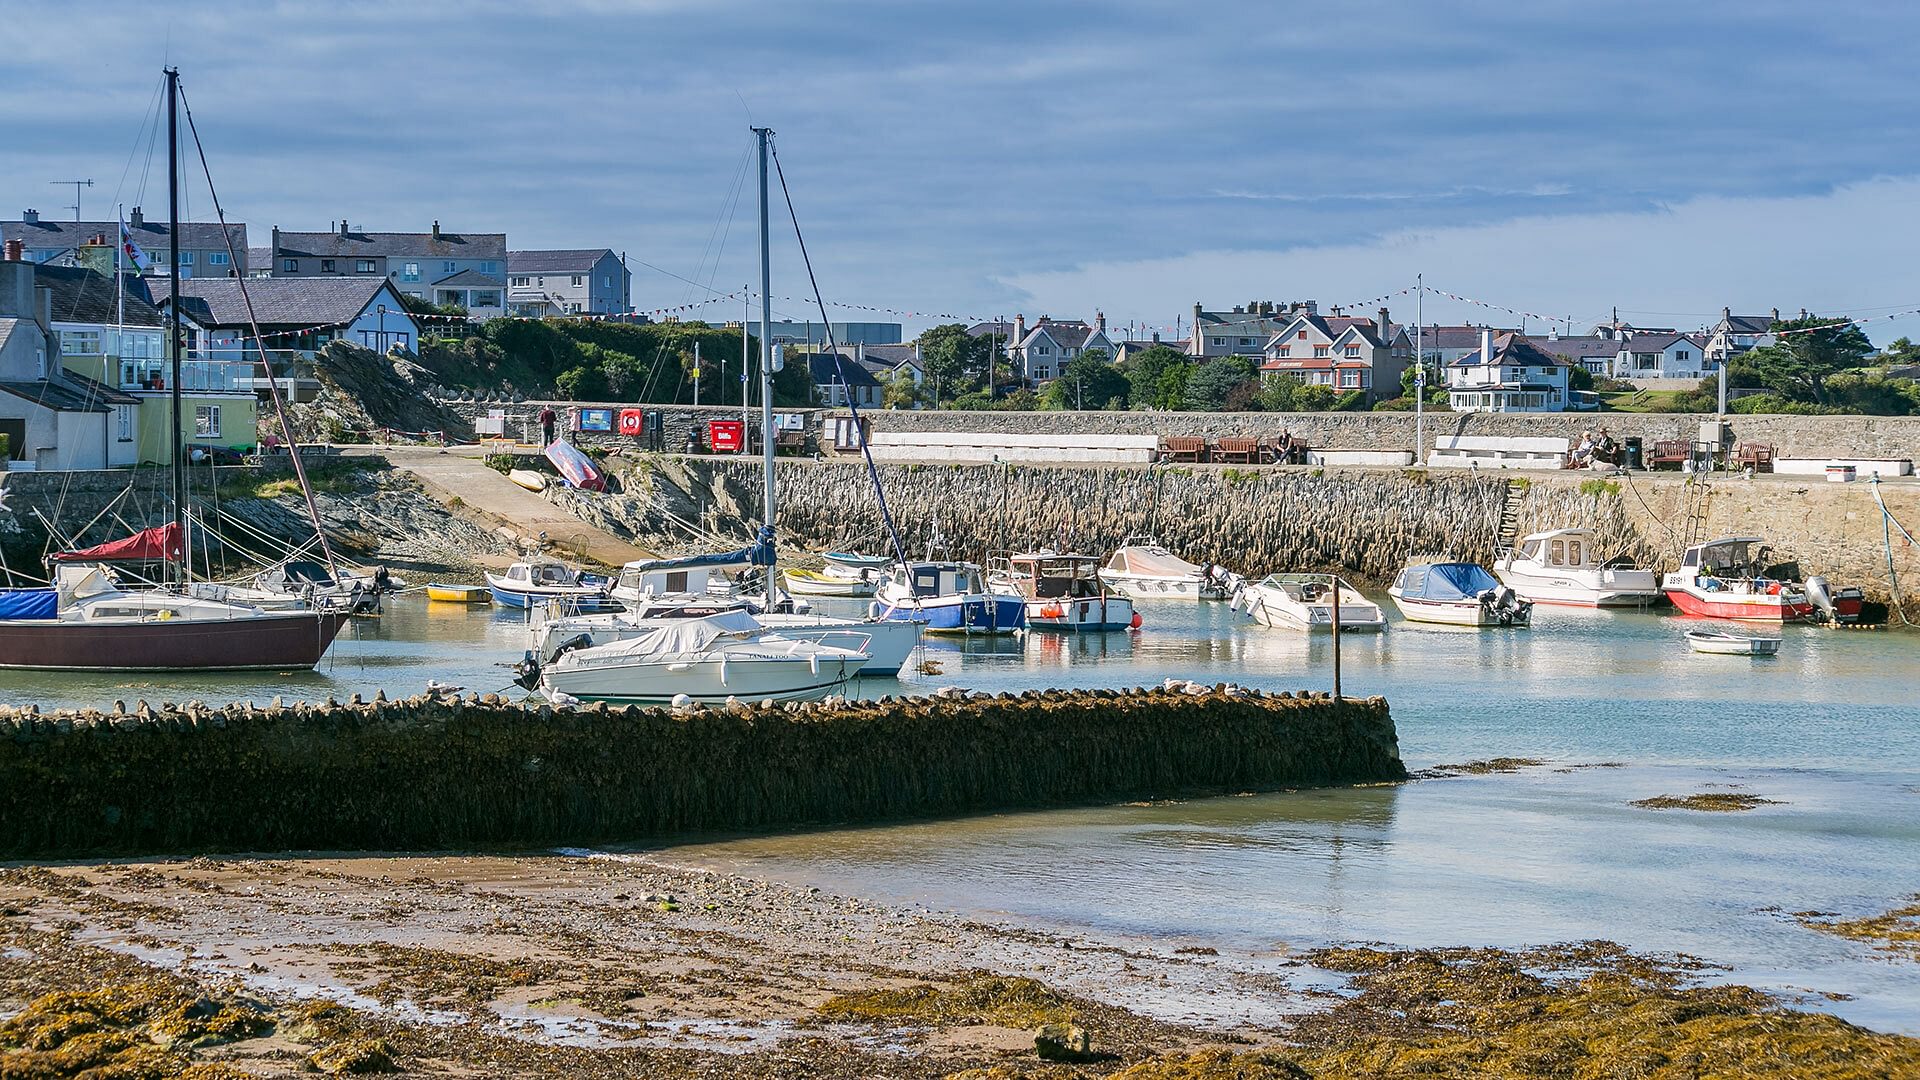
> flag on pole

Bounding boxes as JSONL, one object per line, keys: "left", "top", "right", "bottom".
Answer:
{"left": 118, "top": 216, "right": 153, "bottom": 273}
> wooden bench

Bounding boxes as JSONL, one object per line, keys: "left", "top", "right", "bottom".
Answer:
{"left": 1734, "top": 443, "right": 1775, "bottom": 473}
{"left": 1212, "top": 436, "right": 1261, "bottom": 464}
{"left": 1159, "top": 436, "right": 1208, "bottom": 463}
{"left": 1647, "top": 439, "right": 1691, "bottom": 470}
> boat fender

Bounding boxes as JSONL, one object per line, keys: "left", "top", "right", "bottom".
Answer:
{"left": 810, "top": 653, "right": 820, "bottom": 677}
{"left": 1040, "top": 604, "right": 1064, "bottom": 619}
{"left": 720, "top": 655, "right": 730, "bottom": 686}
{"left": 1130, "top": 611, "right": 1143, "bottom": 629}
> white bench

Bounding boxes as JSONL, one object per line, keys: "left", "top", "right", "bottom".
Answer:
{"left": 1308, "top": 448, "right": 1415, "bottom": 467}
{"left": 1426, "top": 434, "right": 1570, "bottom": 470}
{"left": 867, "top": 431, "right": 1160, "bottom": 465}
{"left": 1775, "top": 457, "right": 1913, "bottom": 478}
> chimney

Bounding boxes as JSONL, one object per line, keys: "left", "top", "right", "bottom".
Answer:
{"left": 2, "top": 239, "right": 22, "bottom": 262}
{"left": 1377, "top": 306, "right": 1390, "bottom": 344}
{"left": 340, "top": 218, "right": 350, "bottom": 238}
{"left": 432, "top": 220, "right": 442, "bottom": 240}
{"left": 1480, "top": 327, "right": 1494, "bottom": 364}
{"left": 1150, "top": 331, "right": 1161, "bottom": 344}
{"left": 1193, "top": 301, "right": 1203, "bottom": 322}
{"left": 21, "top": 209, "right": 37, "bottom": 225}
{"left": 1771, "top": 307, "right": 1780, "bottom": 322}
{"left": 1722, "top": 306, "right": 1731, "bottom": 322}
{"left": 1095, "top": 310, "right": 1105, "bottom": 333}
{"left": 855, "top": 342, "right": 865, "bottom": 363}
{"left": 36, "top": 286, "right": 53, "bottom": 332}
{"left": 129, "top": 207, "right": 143, "bottom": 228}
{"left": 1014, "top": 313, "right": 1027, "bottom": 341}
{"left": 271, "top": 225, "right": 281, "bottom": 256}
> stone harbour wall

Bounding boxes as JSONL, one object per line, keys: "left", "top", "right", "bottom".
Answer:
{"left": 0, "top": 688, "right": 1403, "bottom": 859}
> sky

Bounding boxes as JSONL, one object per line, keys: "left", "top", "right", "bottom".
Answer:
{"left": 6, "top": 0, "right": 1920, "bottom": 344}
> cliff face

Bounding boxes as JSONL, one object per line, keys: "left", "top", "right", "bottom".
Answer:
{"left": 283, "top": 342, "right": 473, "bottom": 444}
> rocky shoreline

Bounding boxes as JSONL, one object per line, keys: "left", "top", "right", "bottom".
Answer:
{"left": 4, "top": 851, "right": 1916, "bottom": 1078}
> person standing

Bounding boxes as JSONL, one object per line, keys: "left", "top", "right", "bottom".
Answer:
{"left": 539, "top": 405, "right": 556, "bottom": 446}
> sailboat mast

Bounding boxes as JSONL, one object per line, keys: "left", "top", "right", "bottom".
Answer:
{"left": 166, "top": 67, "right": 186, "bottom": 586}
{"left": 754, "top": 126, "right": 777, "bottom": 607}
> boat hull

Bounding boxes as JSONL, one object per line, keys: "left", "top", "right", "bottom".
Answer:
{"left": 1022, "top": 595, "right": 1136, "bottom": 632}
{"left": 874, "top": 594, "right": 1026, "bottom": 635}
{"left": 756, "top": 614, "right": 922, "bottom": 675}
{"left": 486, "top": 579, "right": 619, "bottom": 611}
{"left": 1099, "top": 573, "right": 1224, "bottom": 601}
{"left": 426, "top": 584, "right": 491, "bottom": 603}
{"left": 1388, "top": 591, "right": 1530, "bottom": 627}
{"left": 1686, "top": 631, "right": 1781, "bottom": 656}
{"left": 542, "top": 656, "right": 864, "bottom": 704}
{"left": 1664, "top": 587, "right": 1811, "bottom": 622}
{"left": 1494, "top": 567, "right": 1663, "bottom": 608}
{"left": 1239, "top": 586, "right": 1386, "bottom": 632}
{"left": 0, "top": 611, "right": 349, "bottom": 671}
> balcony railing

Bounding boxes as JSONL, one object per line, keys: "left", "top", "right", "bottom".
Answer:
{"left": 119, "top": 361, "right": 256, "bottom": 393}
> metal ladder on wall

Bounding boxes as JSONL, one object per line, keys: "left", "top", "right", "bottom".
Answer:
{"left": 1680, "top": 470, "right": 1713, "bottom": 552}
{"left": 1496, "top": 477, "right": 1528, "bottom": 552}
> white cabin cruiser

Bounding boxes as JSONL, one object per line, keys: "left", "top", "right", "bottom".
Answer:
{"left": 525, "top": 609, "right": 870, "bottom": 704}
{"left": 1098, "top": 537, "right": 1235, "bottom": 600}
{"left": 1495, "top": 529, "right": 1661, "bottom": 608}
{"left": 486, "top": 559, "right": 617, "bottom": 611}
{"left": 1388, "top": 562, "right": 1531, "bottom": 627}
{"left": 1234, "top": 574, "right": 1385, "bottom": 632}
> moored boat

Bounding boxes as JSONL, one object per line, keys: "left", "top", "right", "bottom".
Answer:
{"left": 426, "top": 583, "right": 491, "bottom": 603}
{"left": 995, "top": 552, "right": 1138, "bottom": 632}
{"left": 1099, "top": 537, "right": 1235, "bottom": 600}
{"left": 783, "top": 567, "right": 877, "bottom": 597}
{"left": 1495, "top": 528, "right": 1662, "bottom": 608}
{"left": 1388, "top": 562, "right": 1531, "bottom": 627}
{"left": 1685, "top": 629, "right": 1781, "bottom": 656}
{"left": 874, "top": 560, "right": 1026, "bottom": 634}
{"left": 1235, "top": 574, "right": 1386, "bottom": 632}
{"left": 1661, "top": 537, "right": 1815, "bottom": 622}
{"left": 525, "top": 609, "right": 870, "bottom": 703}
{"left": 485, "top": 558, "right": 618, "bottom": 610}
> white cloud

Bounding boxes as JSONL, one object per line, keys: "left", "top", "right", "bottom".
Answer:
{"left": 999, "top": 177, "right": 1920, "bottom": 344}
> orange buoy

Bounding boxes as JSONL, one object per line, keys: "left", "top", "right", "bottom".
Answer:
{"left": 1130, "top": 611, "right": 1144, "bottom": 629}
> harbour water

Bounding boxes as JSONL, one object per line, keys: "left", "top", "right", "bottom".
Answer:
{"left": 5, "top": 592, "right": 1918, "bottom": 1031}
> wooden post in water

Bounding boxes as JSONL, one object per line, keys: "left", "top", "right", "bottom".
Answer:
{"left": 1330, "top": 573, "right": 1342, "bottom": 700}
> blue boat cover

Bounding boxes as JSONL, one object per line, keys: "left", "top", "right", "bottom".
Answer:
{"left": 0, "top": 588, "right": 58, "bottom": 620}
{"left": 1405, "top": 563, "right": 1500, "bottom": 601}
{"left": 624, "top": 525, "right": 776, "bottom": 572}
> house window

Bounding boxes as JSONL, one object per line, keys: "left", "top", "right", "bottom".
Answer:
{"left": 442, "top": 261, "right": 457, "bottom": 274}
{"left": 603, "top": 275, "right": 612, "bottom": 288}
{"left": 60, "top": 330, "right": 102, "bottom": 356}
{"left": 114, "top": 405, "right": 134, "bottom": 442}
{"left": 472, "top": 291, "right": 501, "bottom": 308}
{"left": 1036, "top": 345, "right": 1050, "bottom": 355}
{"left": 357, "top": 259, "right": 376, "bottom": 273}
{"left": 208, "top": 251, "right": 230, "bottom": 266}
{"left": 1313, "top": 345, "right": 1330, "bottom": 358}
{"left": 178, "top": 251, "right": 194, "bottom": 265}
{"left": 1298, "top": 330, "right": 1307, "bottom": 339}
{"left": 1340, "top": 370, "right": 1360, "bottom": 388}
{"left": 1345, "top": 345, "right": 1360, "bottom": 357}
{"left": 194, "top": 405, "right": 221, "bottom": 439}
{"left": 402, "top": 263, "right": 420, "bottom": 282}
{"left": 1239, "top": 337, "right": 1253, "bottom": 347}
{"left": 321, "top": 259, "right": 336, "bottom": 273}
{"left": 571, "top": 275, "right": 584, "bottom": 287}
{"left": 481, "top": 261, "right": 500, "bottom": 275}
{"left": 1675, "top": 349, "right": 1690, "bottom": 361}
{"left": 1211, "top": 337, "right": 1226, "bottom": 346}
{"left": 511, "top": 276, "right": 529, "bottom": 287}
{"left": 1274, "top": 345, "right": 1290, "bottom": 357}
{"left": 282, "top": 258, "right": 298, "bottom": 272}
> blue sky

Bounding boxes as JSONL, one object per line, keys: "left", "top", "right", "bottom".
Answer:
{"left": 6, "top": 0, "right": 1919, "bottom": 342}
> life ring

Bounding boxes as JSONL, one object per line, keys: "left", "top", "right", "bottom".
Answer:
{"left": 1040, "top": 604, "right": 1064, "bottom": 619}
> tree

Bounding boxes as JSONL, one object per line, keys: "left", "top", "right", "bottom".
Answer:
{"left": 1878, "top": 336, "right": 1920, "bottom": 368}
{"left": 1120, "top": 345, "right": 1189, "bottom": 409}
{"left": 1182, "top": 357, "right": 1256, "bottom": 411}
{"left": 915, "top": 324, "right": 990, "bottom": 407}
{"left": 1044, "top": 348, "right": 1129, "bottom": 410}
{"left": 883, "top": 369, "right": 926, "bottom": 409}
{"left": 1740, "top": 315, "right": 1873, "bottom": 405}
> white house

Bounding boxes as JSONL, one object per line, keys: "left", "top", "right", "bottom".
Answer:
{"left": 1259, "top": 310, "right": 1408, "bottom": 403}
{"left": 1009, "top": 313, "right": 1117, "bottom": 382}
{"left": 1611, "top": 332, "right": 1713, "bottom": 380}
{"left": 1705, "top": 308, "right": 1778, "bottom": 364}
{"left": 159, "top": 277, "right": 423, "bottom": 360}
{"left": 1447, "top": 330, "right": 1573, "bottom": 413}
{"left": 0, "top": 260, "right": 137, "bottom": 471}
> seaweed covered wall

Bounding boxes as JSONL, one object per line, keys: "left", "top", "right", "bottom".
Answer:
{"left": 0, "top": 688, "right": 1402, "bottom": 859}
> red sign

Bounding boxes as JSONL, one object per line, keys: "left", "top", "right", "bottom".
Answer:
{"left": 708, "top": 420, "right": 745, "bottom": 453}
{"left": 618, "top": 409, "right": 646, "bottom": 437}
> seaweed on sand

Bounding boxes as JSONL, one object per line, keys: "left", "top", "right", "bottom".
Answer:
{"left": 818, "top": 973, "right": 1073, "bottom": 1029}
{"left": 0, "top": 978, "right": 272, "bottom": 1077}
{"left": 1631, "top": 792, "right": 1781, "bottom": 811}
{"left": 1799, "top": 896, "right": 1920, "bottom": 962}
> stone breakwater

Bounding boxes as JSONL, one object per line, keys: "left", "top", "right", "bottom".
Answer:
{"left": 0, "top": 687, "right": 1403, "bottom": 859}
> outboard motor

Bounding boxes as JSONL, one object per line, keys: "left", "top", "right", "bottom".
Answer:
{"left": 512, "top": 650, "right": 542, "bottom": 691}
{"left": 1805, "top": 576, "right": 1837, "bottom": 623}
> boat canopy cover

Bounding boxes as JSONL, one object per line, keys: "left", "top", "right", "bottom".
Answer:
{"left": 1402, "top": 562, "right": 1500, "bottom": 601}
{"left": 544, "top": 439, "right": 606, "bottom": 492}
{"left": 49, "top": 522, "right": 182, "bottom": 563}
{"left": 621, "top": 526, "right": 775, "bottom": 573}
{"left": 1108, "top": 545, "right": 1203, "bottom": 578}
{"left": 572, "top": 609, "right": 764, "bottom": 660}
{"left": 0, "top": 588, "right": 57, "bottom": 619}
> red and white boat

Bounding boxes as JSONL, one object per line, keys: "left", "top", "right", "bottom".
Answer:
{"left": 1661, "top": 537, "right": 1816, "bottom": 622}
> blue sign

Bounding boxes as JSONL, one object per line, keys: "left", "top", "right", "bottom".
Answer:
{"left": 578, "top": 408, "right": 614, "bottom": 432}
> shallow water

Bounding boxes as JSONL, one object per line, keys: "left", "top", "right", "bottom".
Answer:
{"left": 4, "top": 591, "right": 1918, "bottom": 1031}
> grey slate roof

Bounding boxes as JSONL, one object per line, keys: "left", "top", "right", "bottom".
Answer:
{"left": 1720, "top": 314, "right": 1774, "bottom": 334}
{"left": 155, "top": 277, "right": 389, "bottom": 328}
{"left": 509, "top": 249, "right": 614, "bottom": 274}
{"left": 967, "top": 320, "right": 1014, "bottom": 339}
{"left": 1415, "top": 325, "right": 1519, "bottom": 351}
{"left": 275, "top": 228, "right": 506, "bottom": 261}
{"left": 807, "top": 352, "right": 882, "bottom": 387}
{"left": 33, "top": 265, "right": 165, "bottom": 328}
{"left": 1622, "top": 332, "right": 1708, "bottom": 352}
{"left": 1, "top": 217, "right": 246, "bottom": 261}
{"left": 1532, "top": 335, "right": 1620, "bottom": 363}
{"left": 431, "top": 268, "right": 505, "bottom": 288}
{"left": 1023, "top": 320, "right": 1094, "bottom": 350}
{"left": 0, "top": 379, "right": 115, "bottom": 413}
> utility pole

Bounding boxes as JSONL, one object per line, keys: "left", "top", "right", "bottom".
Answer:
{"left": 755, "top": 127, "right": 778, "bottom": 607}
{"left": 1414, "top": 274, "right": 1424, "bottom": 468}
{"left": 51, "top": 179, "right": 93, "bottom": 222}
{"left": 692, "top": 340, "right": 701, "bottom": 407}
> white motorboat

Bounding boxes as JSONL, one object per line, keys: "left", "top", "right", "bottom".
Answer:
{"left": 994, "top": 552, "right": 1137, "bottom": 632}
{"left": 823, "top": 551, "right": 890, "bottom": 574}
{"left": 1495, "top": 529, "right": 1662, "bottom": 608}
{"left": 528, "top": 604, "right": 922, "bottom": 676}
{"left": 1388, "top": 562, "right": 1531, "bottom": 627}
{"left": 1685, "top": 629, "right": 1781, "bottom": 656}
{"left": 527, "top": 610, "right": 870, "bottom": 704}
{"left": 874, "top": 561, "right": 1026, "bottom": 634}
{"left": 610, "top": 555, "right": 744, "bottom": 606}
{"left": 783, "top": 567, "right": 877, "bottom": 597}
{"left": 1234, "top": 574, "right": 1385, "bottom": 632}
{"left": 1098, "top": 537, "right": 1235, "bottom": 600}
{"left": 486, "top": 558, "right": 618, "bottom": 611}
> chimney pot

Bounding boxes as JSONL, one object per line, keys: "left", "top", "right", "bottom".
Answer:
{"left": 432, "top": 220, "right": 442, "bottom": 239}
{"left": 1095, "top": 310, "right": 1105, "bottom": 332}
{"left": 21, "top": 209, "right": 38, "bottom": 224}
{"left": 340, "top": 218, "right": 350, "bottom": 237}
{"left": 129, "top": 207, "right": 143, "bottom": 228}
{"left": 3, "top": 239, "right": 23, "bottom": 262}
{"left": 1771, "top": 307, "right": 1780, "bottom": 322}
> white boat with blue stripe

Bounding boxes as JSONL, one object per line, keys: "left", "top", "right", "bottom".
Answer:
{"left": 874, "top": 561, "right": 1026, "bottom": 635}
{"left": 485, "top": 559, "right": 619, "bottom": 611}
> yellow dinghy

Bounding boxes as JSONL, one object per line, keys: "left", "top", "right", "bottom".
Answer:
{"left": 426, "top": 583, "right": 492, "bottom": 604}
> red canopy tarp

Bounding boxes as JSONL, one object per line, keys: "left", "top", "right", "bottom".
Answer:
{"left": 49, "top": 523, "right": 183, "bottom": 563}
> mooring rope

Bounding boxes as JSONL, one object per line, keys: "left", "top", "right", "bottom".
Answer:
{"left": 1870, "top": 476, "right": 1914, "bottom": 626}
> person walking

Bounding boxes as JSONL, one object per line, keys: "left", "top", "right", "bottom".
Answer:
{"left": 539, "top": 405, "right": 556, "bottom": 447}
